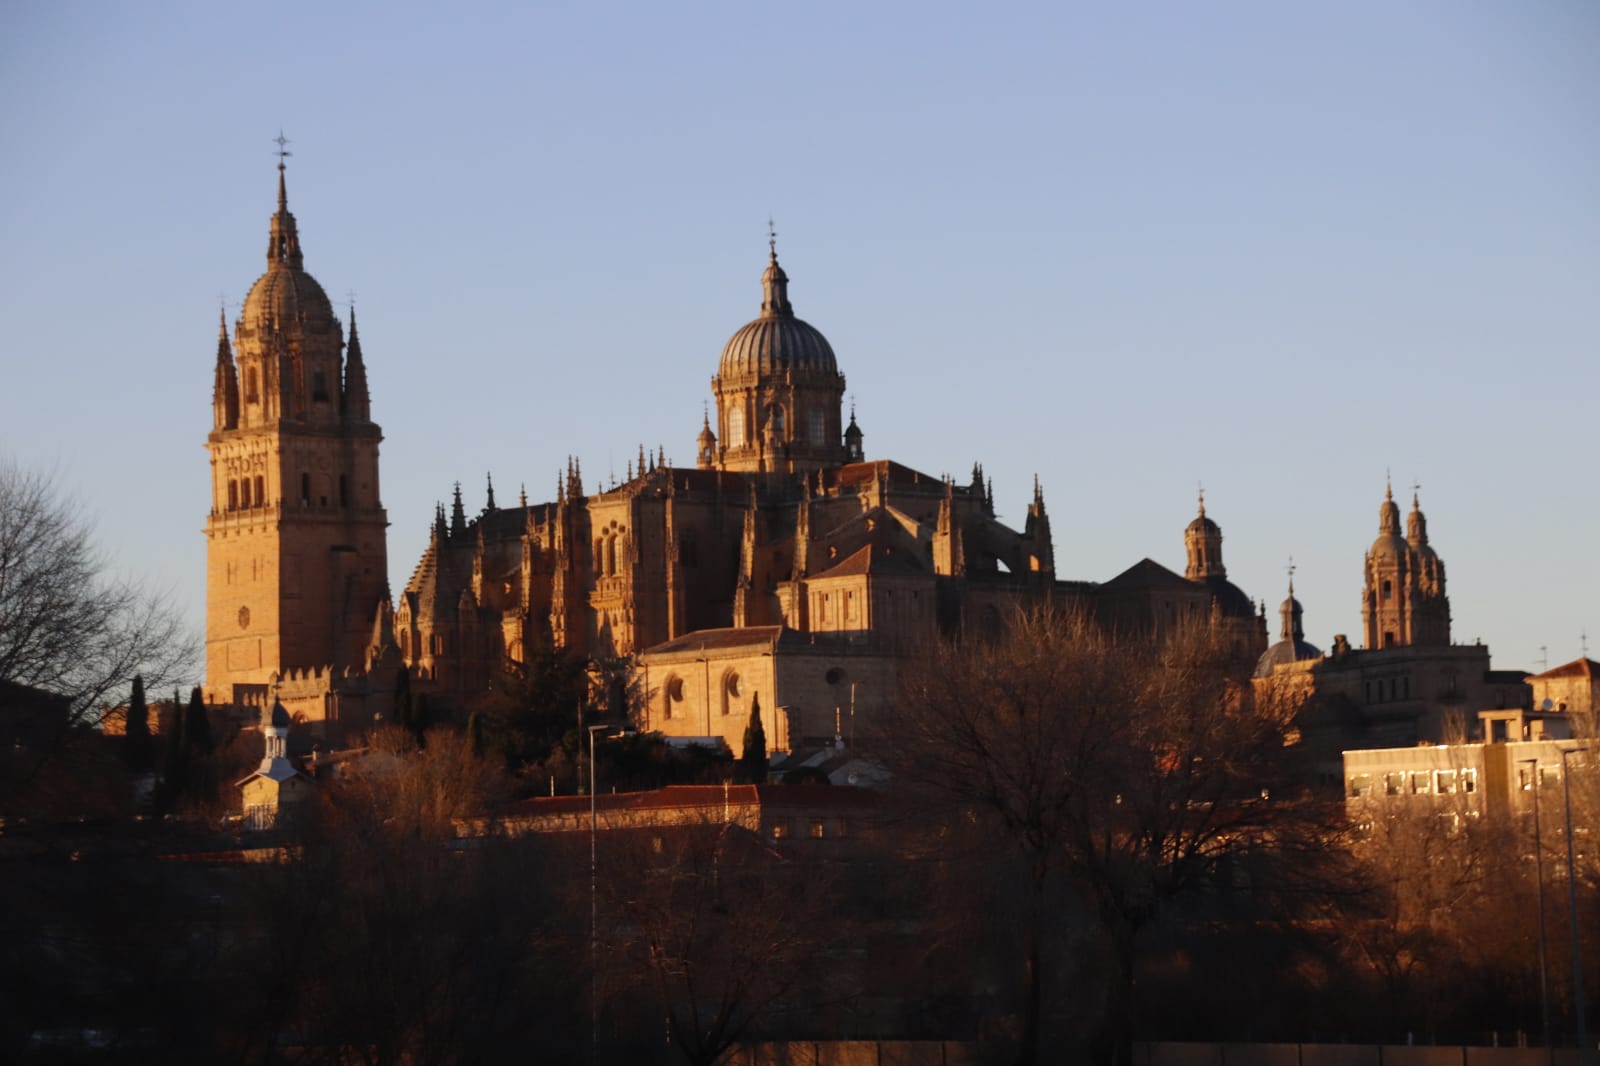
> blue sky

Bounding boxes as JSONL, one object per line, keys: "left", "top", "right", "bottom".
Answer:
{"left": 2, "top": 2, "right": 1596, "bottom": 678}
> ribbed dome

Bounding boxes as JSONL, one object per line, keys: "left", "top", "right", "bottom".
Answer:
{"left": 243, "top": 263, "right": 336, "bottom": 329}
{"left": 720, "top": 316, "right": 838, "bottom": 377}
{"left": 1187, "top": 513, "right": 1220, "bottom": 536}
{"left": 717, "top": 251, "right": 838, "bottom": 378}
{"left": 1254, "top": 636, "right": 1322, "bottom": 678}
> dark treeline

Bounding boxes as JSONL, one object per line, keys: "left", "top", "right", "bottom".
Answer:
{"left": 3, "top": 608, "right": 1597, "bottom": 1065}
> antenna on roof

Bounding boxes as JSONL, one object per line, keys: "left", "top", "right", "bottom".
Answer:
{"left": 1540, "top": 645, "right": 1549, "bottom": 672}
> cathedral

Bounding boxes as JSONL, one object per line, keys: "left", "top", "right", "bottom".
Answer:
{"left": 207, "top": 161, "right": 1405, "bottom": 755}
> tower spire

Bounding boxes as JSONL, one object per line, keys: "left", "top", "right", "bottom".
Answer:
{"left": 266, "top": 132, "right": 303, "bottom": 270}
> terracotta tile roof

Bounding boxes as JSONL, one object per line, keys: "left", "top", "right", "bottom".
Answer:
{"left": 1529, "top": 657, "right": 1599, "bottom": 680}
{"left": 640, "top": 625, "right": 786, "bottom": 656}
{"left": 808, "top": 541, "right": 927, "bottom": 580}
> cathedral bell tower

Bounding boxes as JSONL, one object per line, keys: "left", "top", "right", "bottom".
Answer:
{"left": 708, "top": 236, "right": 849, "bottom": 474}
{"left": 204, "top": 151, "right": 389, "bottom": 706}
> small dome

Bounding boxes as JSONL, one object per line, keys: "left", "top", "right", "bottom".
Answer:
{"left": 1202, "top": 576, "right": 1253, "bottom": 620}
{"left": 1254, "top": 636, "right": 1322, "bottom": 678}
{"left": 242, "top": 263, "right": 336, "bottom": 329}
{"left": 1369, "top": 532, "right": 1407, "bottom": 560}
{"left": 1187, "top": 513, "right": 1220, "bottom": 536}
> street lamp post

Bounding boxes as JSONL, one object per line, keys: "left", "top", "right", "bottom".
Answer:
{"left": 588, "top": 722, "right": 609, "bottom": 1065}
{"left": 1560, "top": 746, "right": 1591, "bottom": 1066}
{"left": 1523, "top": 758, "right": 1553, "bottom": 1052}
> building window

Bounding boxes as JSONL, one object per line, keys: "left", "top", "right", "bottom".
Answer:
{"left": 771, "top": 819, "right": 789, "bottom": 840}
{"left": 244, "top": 368, "right": 259, "bottom": 404}
{"left": 228, "top": 480, "right": 239, "bottom": 510}
{"left": 809, "top": 818, "right": 825, "bottom": 839}
{"left": 728, "top": 407, "right": 744, "bottom": 448}
{"left": 1461, "top": 769, "right": 1477, "bottom": 794}
{"left": 1384, "top": 773, "right": 1404, "bottom": 796}
{"left": 1411, "top": 771, "right": 1431, "bottom": 795}
{"left": 1382, "top": 579, "right": 1393, "bottom": 601}
{"left": 254, "top": 475, "right": 265, "bottom": 505}
{"left": 312, "top": 368, "right": 329, "bottom": 402}
{"left": 1436, "top": 770, "right": 1457, "bottom": 795}
{"left": 809, "top": 409, "right": 825, "bottom": 445}
{"left": 770, "top": 405, "right": 786, "bottom": 437}
{"left": 301, "top": 473, "right": 311, "bottom": 504}
{"left": 1348, "top": 774, "right": 1372, "bottom": 798}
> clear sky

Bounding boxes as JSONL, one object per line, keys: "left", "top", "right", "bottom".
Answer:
{"left": 2, "top": 2, "right": 1595, "bottom": 680}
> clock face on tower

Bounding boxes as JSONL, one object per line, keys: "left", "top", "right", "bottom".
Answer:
{"left": 238, "top": 606, "right": 251, "bottom": 630}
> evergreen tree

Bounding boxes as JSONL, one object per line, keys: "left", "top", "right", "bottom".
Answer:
{"left": 740, "top": 695, "right": 767, "bottom": 784}
{"left": 393, "top": 666, "right": 412, "bottom": 729}
{"left": 410, "top": 693, "right": 431, "bottom": 746}
{"left": 160, "top": 691, "right": 189, "bottom": 807}
{"left": 466, "top": 710, "right": 484, "bottom": 758}
{"left": 124, "top": 674, "right": 153, "bottom": 774}
{"left": 183, "top": 686, "right": 212, "bottom": 756}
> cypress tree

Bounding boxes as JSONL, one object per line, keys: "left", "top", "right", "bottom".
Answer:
{"left": 393, "top": 666, "right": 412, "bottom": 730}
{"left": 124, "top": 674, "right": 153, "bottom": 774}
{"left": 410, "top": 693, "right": 431, "bottom": 747}
{"left": 740, "top": 694, "right": 767, "bottom": 784}
{"left": 161, "top": 691, "right": 189, "bottom": 805}
{"left": 183, "top": 686, "right": 213, "bottom": 756}
{"left": 467, "top": 710, "right": 484, "bottom": 758}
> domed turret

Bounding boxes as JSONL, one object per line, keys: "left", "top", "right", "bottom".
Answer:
{"left": 708, "top": 233, "right": 848, "bottom": 474}
{"left": 1368, "top": 481, "right": 1406, "bottom": 560}
{"left": 1184, "top": 489, "right": 1225, "bottom": 581}
{"left": 1254, "top": 572, "right": 1322, "bottom": 678}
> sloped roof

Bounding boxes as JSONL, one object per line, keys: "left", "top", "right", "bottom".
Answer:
{"left": 1529, "top": 657, "right": 1599, "bottom": 681}
{"left": 642, "top": 625, "right": 787, "bottom": 656}
{"left": 1100, "top": 557, "right": 1193, "bottom": 592}
{"left": 808, "top": 540, "right": 928, "bottom": 581}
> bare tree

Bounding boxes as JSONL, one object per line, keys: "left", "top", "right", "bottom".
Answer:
{"left": 0, "top": 460, "right": 195, "bottom": 727}
{"left": 598, "top": 820, "right": 838, "bottom": 1066}
{"left": 873, "top": 606, "right": 1340, "bottom": 1065}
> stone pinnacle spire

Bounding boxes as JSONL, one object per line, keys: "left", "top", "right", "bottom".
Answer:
{"left": 342, "top": 305, "right": 370, "bottom": 420}
{"left": 213, "top": 305, "right": 239, "bottom": 431}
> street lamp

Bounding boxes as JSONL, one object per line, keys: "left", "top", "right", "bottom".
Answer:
{"left": 1560, "top": 746, "right": 1591, "bottom": 1066}
{"left": 1523, "top": 758, "right": 1554, "bottom": 1051}
{"left": 588, "top": 722, "right": 609, "bottom": 1065}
